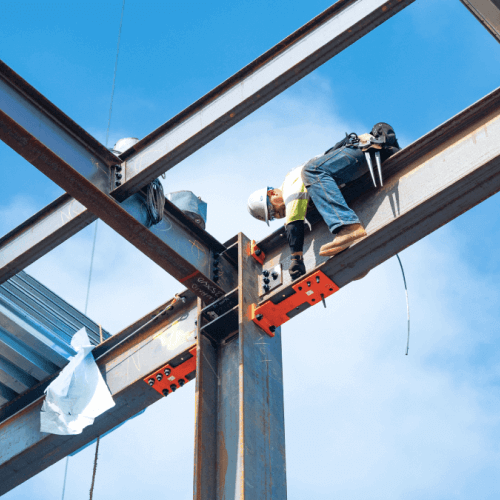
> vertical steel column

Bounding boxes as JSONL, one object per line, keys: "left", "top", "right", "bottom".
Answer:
{"left": 194, "top": 233, "right": 287, "bottom": 499}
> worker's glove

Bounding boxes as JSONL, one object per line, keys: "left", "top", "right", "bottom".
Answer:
{"left": 289, "top": 255, "right": 306, "bottom": 281}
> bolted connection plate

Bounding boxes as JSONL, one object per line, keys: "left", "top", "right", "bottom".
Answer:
{"left": 251, "top": 270, "right": 339, "bottom": 337}
{"left": 144, "top": 346, "right": 197, "bottom": 397}
{"left": 258, "top": 263, "right": 283, "bottom": 296}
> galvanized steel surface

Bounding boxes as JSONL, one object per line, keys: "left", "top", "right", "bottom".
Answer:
{"left": 0, "top": 271, "right": 110, "bottom": 408}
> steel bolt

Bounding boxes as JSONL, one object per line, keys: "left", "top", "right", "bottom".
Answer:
{"left": 271, "top": 272, "right": 279, "bottom": 280}
{"left": 307, "top": 281, "right": 311, "bottom": 287}
{"left": 213, "top": 276, "right": 219, "bottom": 283}
{"left": 256, "top": 314, "right": 263, "bottom": 321}
{"left": 263, "top": 284, "right": 270, "bottom": 292}
{"left": 164, "top": 368, "right": 171, "bottom": 376}
{"left": 156, "top": 373, "right": 163, "bottom": 382}
{"left": 148, "top": 378, "right": 155, "bottom": 386}
{"left": 255, "top": 248, "right": 262, "bottom": 256}
{"left": 178, "top": 379, "right": 185, "bottom": 387}
{"left": 115, "top": 165, "right": 122, "bottom": 172}
{"left": 162, "top": 389, "right": 169, "bottom": 396}
{"left": 213, "top": 268, "right": 219, "bottom": 276}
{"left": 316, "top": 276, "right": 320, "bottom": 283}
{"left": 116, "top": 173, "right": 122, "bottom": 180}
{"left": 263, "top": 270, "right": 269, "bottom": 277}
{"left": 269, "top": 325, "right": 276, "bottom": 333}
{"left": 115, "top": 181, "right": 121, "bottom": 187}
{"left": 170, "top": 384, "right": 177, "bottom": 392}
{"left": 213, "top": 259, "right": 219, "bottom": 267}
{"left": 263, "top": 277, "right": 270, "bottom": 284}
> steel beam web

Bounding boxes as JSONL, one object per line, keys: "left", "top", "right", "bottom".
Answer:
{"left": 0, "top": 0, "right": 415, "bottom": 284}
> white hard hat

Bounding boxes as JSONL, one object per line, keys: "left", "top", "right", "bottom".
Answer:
{"left": 247, "top": 187, "right": 272, "bottom": 226}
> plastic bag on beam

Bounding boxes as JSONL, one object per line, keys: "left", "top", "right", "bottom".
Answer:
{"left": 40, "top": 328, "right": 115, "bottom": 435}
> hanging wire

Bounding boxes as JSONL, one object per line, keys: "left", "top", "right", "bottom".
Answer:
{"left": 396, "top": 253, "right": 410, "bottom": 355}
{"left": 61, "top": 2, "right": 126, "bottom": 499}
{"left": 145, "top": 179, "right": 165, "bottom": 226}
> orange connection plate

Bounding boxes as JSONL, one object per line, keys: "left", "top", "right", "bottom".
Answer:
{"left": 250, "top": 240, "right": 265, "bottom": 264}
{"left": 143, "top": 346, "right": 197, "bottom": 397}
{"left": 251, "top": 270, "right": 339, "bottom": 337}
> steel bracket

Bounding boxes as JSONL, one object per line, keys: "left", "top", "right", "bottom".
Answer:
{"left": 250, "top": 240, "right": 265, "bottom": 264}
{"left": 251, "top": 270, "right": 339, "bottom": 337}
{"left": 144, "top": 346, "right": 197, "bottom": 397}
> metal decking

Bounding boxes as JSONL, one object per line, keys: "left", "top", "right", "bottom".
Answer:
{"left": 0, "top": 271, "right": 110, "bottom": 407}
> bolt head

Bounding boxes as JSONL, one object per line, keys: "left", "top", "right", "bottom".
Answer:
{"left": 271, "top": 272, "right": 279, "bottom": 280}
{"left": 116, "top": 173, "right": 122, "bottom": 180}
{"left": 178, "top": 379, "right": 185, "bottom": 387}
{"left": 170, "top": 384, "right": 177, "bottom": 392}
{"left": 115, "top": 181, "right": 121, "bottom": 187}
{"left": 256, "top": 314, "right": 263, "bottom": 321}
{"left": 148, "top": 378, "right": 155, "bottom": 386}
{"left": 255, "top": 248, "right": 262, "bottom": 256}
{"left": 269, "top": 326, "right": 276, "bottom": 333}
{"left": 156, "top": 373, "right": 163, "bottom": 381}
{"left": 263, "top": 270, "right": 269, "bottom": 277}
{"left": 162, "top": 389, "right": 169, "bottom": 396}
{"left": 164, "top": 368, "right": 171, "bottom": 376}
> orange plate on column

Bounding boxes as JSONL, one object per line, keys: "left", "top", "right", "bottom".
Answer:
{"left": 251, "top": 270, "right": 339, "bottom": 336}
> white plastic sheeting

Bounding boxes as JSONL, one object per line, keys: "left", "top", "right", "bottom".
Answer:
{"left": 40, "top": 328, "right": 115, "bottom": 435}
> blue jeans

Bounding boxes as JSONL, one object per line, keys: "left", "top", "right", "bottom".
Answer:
{"left": 301, "top": 146, "right": 366, "bottom": 234}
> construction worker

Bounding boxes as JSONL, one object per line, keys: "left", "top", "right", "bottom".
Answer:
{"left": 247, "top": 123, "right": 400, "bottom": 280}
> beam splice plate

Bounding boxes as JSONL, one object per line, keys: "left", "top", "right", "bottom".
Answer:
{"left": 251, "top": 270, "right": 339, "bottom": 336}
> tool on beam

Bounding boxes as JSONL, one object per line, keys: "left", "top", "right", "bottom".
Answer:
{"left": 359, "top": 134, "right": 385, "bottom": 187}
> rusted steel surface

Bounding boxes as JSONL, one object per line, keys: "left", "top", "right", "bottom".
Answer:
{"left": 114, "top": 0, "right": 414, "bottom": 199}
{"left": 460, "top": 0, "right": 500, "bottom": 42}
{"left": 194, "top": 234, "right": 286, "bottom": 499}
{"left": 258, "top": 85, "right": 500, "bottom": 302}
{"left": 0, "top": 297, "right": 198, "bottom": 495}
{"left": 0, "top": 0, "right": 413, "bottom": 279}
{"left": 0, "top": 194, "right": 96, "bottom": 283}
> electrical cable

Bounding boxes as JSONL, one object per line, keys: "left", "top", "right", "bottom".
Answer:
{"left": 145, "top": 178, "right": 165, "bottom": 227}
{"left": 60, "top": 2, "right": 126, "bottom": 499}
{"left": 396, "top": 253, "right": 410, "bottom": 355}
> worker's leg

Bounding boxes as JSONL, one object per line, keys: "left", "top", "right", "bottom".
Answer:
{"left": 302, "top": 146, "right": 365, "bottom": 234}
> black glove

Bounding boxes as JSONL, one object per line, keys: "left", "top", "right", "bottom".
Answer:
{"left": 289, "top": 255, "right": 306, "bottom": 281}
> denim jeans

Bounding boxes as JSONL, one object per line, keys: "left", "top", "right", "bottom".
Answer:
{"left": 301, "top": 146, "right": 366, "bottom": 234}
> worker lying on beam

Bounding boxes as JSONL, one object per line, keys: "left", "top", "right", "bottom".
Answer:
{"left": 247, "top": 122, "right": 400, "bottom": 280}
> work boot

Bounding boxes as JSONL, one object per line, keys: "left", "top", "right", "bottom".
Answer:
{"left": 319, "top": 243, "right": 350, "bottom": 257}
{"left": 319, "top": 223, "right": 367, "bottom": 255}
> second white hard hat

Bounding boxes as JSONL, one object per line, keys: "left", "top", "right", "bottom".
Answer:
{"left": 247, "top": 187, "right": 272, "bottom": 226}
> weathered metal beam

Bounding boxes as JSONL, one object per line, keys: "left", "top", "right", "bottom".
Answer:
{"left": 0, "top": 61, "right": 232, "bottom": 303}
{"left": 460, "top": 0, "right": 500, "bottom": 42}
{"left": 0, "top": 0, "right": 414, "bottom": 281}
{"left": 0, "top": 294, "right": 198, "bottom": 495}
{"left": 194, "top": 234, "right": 286, "bottom": 499}
{"left": 258, "top": 85, "right": 500, "bottom": 305}
{"left": 0, "top": 194, "right": 96, "bottom": 283}
{"left": 113, "top": 0, "right": 415, "bottom": 199}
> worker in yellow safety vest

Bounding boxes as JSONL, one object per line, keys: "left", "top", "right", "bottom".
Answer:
{"left": 247, "top": 123, "right": 400, "bottom": 280}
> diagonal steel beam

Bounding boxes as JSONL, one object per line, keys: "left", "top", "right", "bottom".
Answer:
{"left": 0, "top": 293, "right": 198, "bottom": 495}
{"left": 460, "top": 0, "right": 500, "bottom": 42}
{"left": 0, "top": 62, "right": 232, "bottom": 303}
{"left": 0, "top": 0, "right": 415, "bottom": 283}
{"left": 257, "top": 85, "right": 500, "bottom": 304}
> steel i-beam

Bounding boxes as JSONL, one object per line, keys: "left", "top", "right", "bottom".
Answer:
{"left": 194, "top": 234, "right": 286, "bottom": 499}
{"left": 0, "top": 61, "right": 234, "bottom": 303}
{"left": 460, "top": 0, "right": 500, "bottom": 42}
{"left": 0, "top": 0, "right": 415, "bottom": 284}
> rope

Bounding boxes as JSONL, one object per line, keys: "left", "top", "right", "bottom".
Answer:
{"left": 89, "top": 436, "right": 101, "bottom": 500}
{"left": 145, "top": 179, "right": 165, "bottom": 226}
{"left": 396, "top": 254, "right": 411, "bottom": 355}
{"left": 61, "top": 2, "right": 126, "bottom": 499}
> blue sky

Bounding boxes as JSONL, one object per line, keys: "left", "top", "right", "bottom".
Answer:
{"left": 2, "top": 0, "right": 500, "bottom": 499}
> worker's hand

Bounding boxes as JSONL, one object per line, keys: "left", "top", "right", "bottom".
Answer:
{"left": 289, "top": 255, "right": 306, "bottom": 280}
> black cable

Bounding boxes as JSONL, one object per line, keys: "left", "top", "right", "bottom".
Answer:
{"left": 396, "top": 254, "right": 410, "bottom": 355}
{"left": 145, "top": 179, "right": 165, "bottom": 227}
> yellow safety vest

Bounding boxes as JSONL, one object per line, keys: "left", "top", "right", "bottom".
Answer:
{"left": 281, "top": 164, "right": 309, "bottom": 225}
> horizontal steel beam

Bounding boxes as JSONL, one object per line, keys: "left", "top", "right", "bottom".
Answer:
{"left": 0, "top": 293, "right": 198, "bottom": 495}
{"left": 114, "top": 0, "right": 414, "bottom": 199}
{"left": 0, "top": 0, "right": 414, "bottom": 284}
{"left": 460, "top": 0, "right": 500, "bottom": 42}
{"left": 258, "top": 84, "right": 500, "bottom": 302}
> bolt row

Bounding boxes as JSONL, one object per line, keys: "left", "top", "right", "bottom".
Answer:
{"left": 114, "top": 164, "right": 123, "bottom": 187}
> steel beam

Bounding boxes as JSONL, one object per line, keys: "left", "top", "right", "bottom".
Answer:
{"left": 194, "top": 234, "right": 286, "bottom": 499}
{"left": 460, "top": 0, "right": 500, "bottom": 42}
{"left": 257, "top": 85, "right": 500, "bottom": 304}
{"left": 0, "top": 0, "right": 414, "bottom": 282}
{"left": 0, "top": 294, "right": 198, "bottom": 495}
{"left": 0, "top": 61, "right": 233, "bottom": 303}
